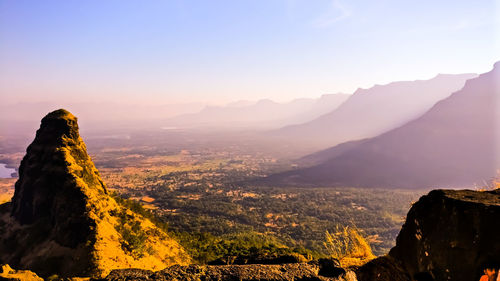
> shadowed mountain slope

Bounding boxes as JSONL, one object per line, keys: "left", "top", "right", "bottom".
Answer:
{"left": 272, "top": 73, "right": 476, "bottom": 148}
{"left": 265, "top": 63, "right": 499, "bottom": 189}
{"left": 0, "top": 109, "right": 190, "bottom": 278}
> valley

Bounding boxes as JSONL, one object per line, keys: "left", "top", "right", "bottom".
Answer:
{"left": 0, "top": 129, "right": 424, "bottom": 263}
{"left": 1, "top": 1, "right": 498, "bottom": 279}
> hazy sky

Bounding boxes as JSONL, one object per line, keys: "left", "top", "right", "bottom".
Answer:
{"left": 1, "top": 0, "right": 499, "bottom": 105}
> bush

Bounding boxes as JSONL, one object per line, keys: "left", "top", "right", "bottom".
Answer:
{"left": 324, "top": 226, "right": 375, "bottom": 267}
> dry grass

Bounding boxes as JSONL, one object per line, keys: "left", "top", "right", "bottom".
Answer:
{"left": 0, "top": 178, "right": 15, "bottom": 204}
{"left": 324, "top": 226, "right": 375, "bottom": 267}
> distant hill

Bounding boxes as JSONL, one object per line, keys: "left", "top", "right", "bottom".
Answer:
{"left": 272, "top": 73, "right": 477, "bottom": 148}
{"left": 0, "top": 109, "right": 190, "bottom": 278}
{"left": 163, "top": 94, "right": 350, "bottom": 129}
{"left": 265, "top": 63, "right": 499, "bottom": 189}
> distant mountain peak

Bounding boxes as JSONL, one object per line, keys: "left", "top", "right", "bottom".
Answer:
{"left": 256, "top": 99, "right": 277, "bottom": 105}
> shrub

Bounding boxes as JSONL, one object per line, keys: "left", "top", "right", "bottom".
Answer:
{"left": 324, "top": 226, "right": 375, "bottom": 267}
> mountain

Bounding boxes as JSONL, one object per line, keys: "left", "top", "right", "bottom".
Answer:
{"left": 265, "top": 63, "right": 499, "bottom": 189}
{"left": 284, "top": 94, "right": 353, "bottom": 125}
{"left": 272, "top": 73, "right": 477, "bottom": 147}
{"left": 163, "top": 94, "right": 349, "bottom": 129}
{"left": 297, "top": 138, "right": 369, "bottom": 167}
{"left": 0, "top": 109, "right": 190, "bottom": 278}
{"left": 357, "top": 188, "right": 500, "bottom": 281}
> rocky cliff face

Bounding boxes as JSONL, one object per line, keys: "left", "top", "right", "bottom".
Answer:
{"left": 389, "top": 189, "right": 500, "bottom": 281}
{"left": 357, "top": 188, "right": 500, "bottom": 281}
{"left": 0, "top": 109, "right": 190, "bottom": 278}
{"left": 10, "top": 109, "right": 105, "bottom": 248}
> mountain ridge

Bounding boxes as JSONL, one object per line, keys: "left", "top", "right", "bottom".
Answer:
{"left": 263, "top": 64, "right": 498, "bottom": 189}
{"left": 163, "top": 94, "right": 350, "bottom": 129}
{"left": 272, "top": 73, "right": 477, "bottom": 148}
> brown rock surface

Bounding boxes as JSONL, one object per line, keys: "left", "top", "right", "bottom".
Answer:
{"left": 355, "top": 256, "right": 409, "bottom": 281}
{"left": 389, "top": 189, "right": 500, "bottom": 281}
{"left": 97, "top": 262, "right": 358, "bottom": 281}
{"left": 358, "top": 189, "right": 500, "bottom": 281}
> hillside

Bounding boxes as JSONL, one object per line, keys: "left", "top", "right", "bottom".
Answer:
{"left": 272, "top": 73, "right": 476, "bottom": 148}
{"left": 0, "top": 109, "right": 190, "bottom": 278}
{"left": 265, "top": 63, "right": 499, "bottom": 189}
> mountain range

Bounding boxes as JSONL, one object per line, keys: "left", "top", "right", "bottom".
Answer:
{"left": 271, "top": 73, "right": 477, "bottom": 148}
{"left": 264, "top": 63, "right": 499, "bottom": 189}
{"left": 162, "top": 94, "right": 350, "bottom": 129}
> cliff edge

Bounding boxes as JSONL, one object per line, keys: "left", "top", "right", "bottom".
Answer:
{"left": 357, "top": 188, "right": 500, "bottom": 281}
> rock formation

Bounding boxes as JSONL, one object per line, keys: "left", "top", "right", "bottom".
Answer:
{"left": 390, "top": 189, "right": 500, "bottom": 281}
{"left": 0, "top": 109, "right": 190, "bottom": 278}
{"left": 0, "top": 264, "right": 43, "bottom": 281}
{"left": 357, "top": 188, "right": 500, "bottom": 281}
{"left": 96, "top": 261, "right": 358, "bottom": 281}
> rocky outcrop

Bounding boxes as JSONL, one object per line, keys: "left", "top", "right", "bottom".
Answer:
{"left": 97, "top": 261, "right": 358, "bottom": 281}
{"left": 0, "top": 264, "right": 43, "bottom": 281}
{"left": 355, "top": 256, "right": 409, "bottom": 281}
{"left": 358, "top": 189, "right": 500, "bottom": 281}
{"left": 0, "top": 109, "right": 190, "bottom": 278}
{"left": 389, "top": 189, "right": 500, "bottom": 281}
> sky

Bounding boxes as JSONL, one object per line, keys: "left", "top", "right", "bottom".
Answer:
{"left": 0, "top": 0, "right": 499, "bottom": 105}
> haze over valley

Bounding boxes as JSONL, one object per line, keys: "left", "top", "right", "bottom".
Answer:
{"left": 0, "top": 1, "right": 499, "bottom": 280}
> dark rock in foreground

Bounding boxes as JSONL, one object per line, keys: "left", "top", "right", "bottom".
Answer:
{"left": 357, "top": 189, "right": 500, "bottom": 281}
{"left": 97, "top": 262, "right": 357, "bottom": 281}
{"left": 355, "top": 256, "right": 409, "bottom": 281}
{"left": 390, "top": 189, "right": 500, "bottom": 281}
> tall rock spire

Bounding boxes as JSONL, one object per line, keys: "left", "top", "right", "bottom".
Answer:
{"left": 1, "top": 109, "right": 189, "bottom": 278}
{"left": 11, "top": 109, "right": 106, "bottom": 237}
